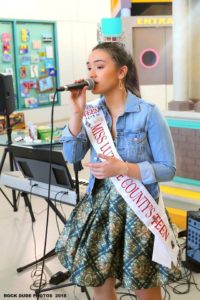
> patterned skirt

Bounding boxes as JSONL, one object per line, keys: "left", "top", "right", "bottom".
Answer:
{"left": 55, "top": 179, "right": 182, "bottom": 290}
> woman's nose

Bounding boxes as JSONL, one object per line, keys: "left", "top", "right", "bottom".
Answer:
{"left": 88, "top": 69, "right": 96, "bottom": 78}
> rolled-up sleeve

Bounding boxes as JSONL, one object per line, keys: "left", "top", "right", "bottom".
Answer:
{"left": 138, "top": 106, "right": 176, "bottom": 184}
{"left": 137, "top": 161, "right": 157, "bottom": 184}
{"left": 60, "top": 125, "right": 89, "bottom": 163}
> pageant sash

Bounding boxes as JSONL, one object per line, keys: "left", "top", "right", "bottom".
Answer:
{"left": 83, "top": 100, "right": 179, "bottom": 268}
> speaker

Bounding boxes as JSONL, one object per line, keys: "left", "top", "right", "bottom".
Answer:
{"left": 0, "top": 73, "right": 16, "bottom": 115}
{"left": 184, "top": 210, "right": 200, "bottom": 272}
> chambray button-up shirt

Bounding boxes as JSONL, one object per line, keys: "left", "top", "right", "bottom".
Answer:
{"left": 60, "top": 91, "right": 176, "bottom": 200}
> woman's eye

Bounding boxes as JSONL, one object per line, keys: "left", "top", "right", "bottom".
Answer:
{"left": 87, "top": 65, "right": 104, "bottom": 71}
{"left": 97, "top": 65, "right": 104, "bottom": 69}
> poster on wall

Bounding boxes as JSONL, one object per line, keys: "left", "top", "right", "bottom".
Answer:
{"left": 0, "top": 22, "right": 17, "bottom": 107}
{"left": 16, "top": 21, "right": 59, "bottom": 109}
{"left": 0, "top": 19, "right": 60, "bottom": 111}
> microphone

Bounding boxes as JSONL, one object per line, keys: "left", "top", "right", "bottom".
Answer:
{"left": 56, "top": 78, "right": 95, "bottom": 92}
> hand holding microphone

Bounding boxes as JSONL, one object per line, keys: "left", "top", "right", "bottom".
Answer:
{"left": 58, "top": 79, "right": 95, "bottom": 121}
{"left": 56, "top": 78, "right": 95, "bottom": 92}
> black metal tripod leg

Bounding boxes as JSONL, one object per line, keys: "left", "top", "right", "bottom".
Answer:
{"left": 0, "top": 187, "right": 15, "bottom": 208}
{"left": 0, "top": 147, "right": 18, "bottom": 211}
{"left": 11, "top": 189, "right": 18, "bottom": 211}
{"left": 8, "top": 149, "right": 18, "bottom": 211}
{"left": 35, "top": 282, "right": 74, "bottom": 295}
{"left": 81, "top": 286, "right": 92, "bottom": 300}
{"left": 35, "top": 283, "right": 92, "bottom": 300}
{"left": 21, "top": 192, "right": 36, "bottom": 222}
{"left": 16, "top": 248, "right": 56, "bottom": 273}
{"left": 0, "top": 185, "right": 18, "bottom": 211}
{"left": 17, "top": 197, "right": 66, "bottom": 273}
{"left": 44, "top": 198, "right": 66, "bottom": 224}
{"left": 0, "top": 147, "right": 8, "bottom": 173}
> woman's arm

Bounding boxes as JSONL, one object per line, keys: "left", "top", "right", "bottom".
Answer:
{"left": 138, "top": 105, "right": 176, "bottom": 184}
{"left": 60, "top": 125, "right": 89, "bottom": 164}
{"left": 60, "top": 83, "right": 90, "bottom": 163}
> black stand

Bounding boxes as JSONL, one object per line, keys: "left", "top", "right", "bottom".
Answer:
{"left": 0, "top": 115, "right": 35, "bottom": 222}
{"left": 16, "top": 160, "right": 91, "bottom": 299}
{"left": 17, "top": 249, "right": 56, "bottom": 273}
{"left": 16, "top": 195, "right": 67, "bottom": 273}
{"left": 36, "top": 282, "right": 92, "bottom": 299}
{"left": 0, "top": 114, "right": 18, "bottom": 211}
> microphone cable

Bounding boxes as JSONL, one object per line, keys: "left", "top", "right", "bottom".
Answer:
{"left": 35, "top": 90, "right": 57, "bottom": 299}
{"left": 54, "top": 190, "right": 69, "bottom": 224}
{"left": 25, "top": 183, "right": 47, "bottom": 292}
{"left": 53, "top": 191, "right": 68, "bottom": 236}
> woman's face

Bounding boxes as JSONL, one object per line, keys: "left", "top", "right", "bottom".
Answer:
{"left": 87, "top": 49, "right": 120, "bottom": 95}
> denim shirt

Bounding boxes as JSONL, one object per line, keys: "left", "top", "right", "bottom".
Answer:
{"left": 60, "top": 91, "right": 176, "bottom": 199}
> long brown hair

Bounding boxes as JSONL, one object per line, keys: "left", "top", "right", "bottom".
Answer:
{"left": 93, "top": 42, "right": 141, "bottom": 98}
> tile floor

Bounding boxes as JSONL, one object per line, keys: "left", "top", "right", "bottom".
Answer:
{"left": 0, "top": 165, "right": 200, "bottom": 300}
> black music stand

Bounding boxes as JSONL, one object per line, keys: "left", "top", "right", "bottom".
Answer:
{"left": 0, "top": 116, "right": 36, "bottom": 222}
{"left": 34, "top": 161, "right": 92, "bottom": 300}
{"left": 8, "top": 145, "right": 76, "bottom": 274}
{"left": 9, "top": 145, "right": 91, "bottom": 299}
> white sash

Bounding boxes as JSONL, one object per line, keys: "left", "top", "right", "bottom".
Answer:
{"left": 83, "top": 100, "right": 179, "bottom": 268}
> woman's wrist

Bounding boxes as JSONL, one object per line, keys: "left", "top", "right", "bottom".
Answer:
{"left": 72, "top": 111, "right": 84, "bottom": 117}
{"left": 122, "top": 161, "right": 129, "bottom": 176}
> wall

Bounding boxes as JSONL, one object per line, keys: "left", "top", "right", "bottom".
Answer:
{"left": 0, "top": 0, "right": 110, "bottom": 126}
{"left": 164, "top": 110, "right": 200, "bottom": 186}
{"left": 189, "top": 0, "right": 200, "bottom": 102}
{"left": 170, "top": 125, "right": 200, "bottom": 181}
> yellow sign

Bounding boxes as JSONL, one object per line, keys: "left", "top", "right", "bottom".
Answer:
{"left": 136, "top": 16, "right": 173, "bottom": 25}
{"left": 111, "top": 0, "right": 119, "bottom": 12}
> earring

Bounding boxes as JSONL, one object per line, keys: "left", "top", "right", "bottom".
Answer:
{"left": 119, "top": 79, "right": 124, "bottom": 90}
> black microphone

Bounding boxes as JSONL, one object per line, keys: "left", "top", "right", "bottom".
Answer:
{"left": 56, "top": 78, "right": 95, "bottom": 92}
